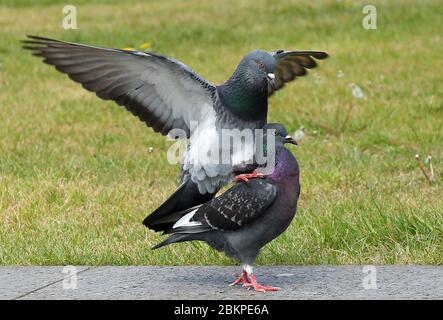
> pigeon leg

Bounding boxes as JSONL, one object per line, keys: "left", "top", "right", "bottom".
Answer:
{"left": 242, "top": 264, "right": 280, "bottom": 292}
{"left": 229, "top": 271, "right": 251, "bottom": 287}
{"left": 233, "top": 171, "right": 265, "bottom": 183}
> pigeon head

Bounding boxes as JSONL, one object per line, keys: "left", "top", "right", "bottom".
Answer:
{"left": 238, "top": 50, "right": 277, "bottom": 89}
{"left": 264, "top": 123, "right": 299, "bottom": 181}
{"left": 217, "top": 50, "right": 277, "bottom": 122}
{"left": 255, "top": 123, "right": 298, "bottom": 179}
{"left": 262, "top": 123, "right": 297, "bottom": 149}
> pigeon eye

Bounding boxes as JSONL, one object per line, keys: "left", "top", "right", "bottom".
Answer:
{"left": 258, "top": 62, "right": 265, "bottom": 69}
{"left": 273, "top": 130, "right": 278, "bottom": 136}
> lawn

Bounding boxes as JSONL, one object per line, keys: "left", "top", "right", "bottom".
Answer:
{"left": 0, "top": 0, "right": 442, "bottom": 265}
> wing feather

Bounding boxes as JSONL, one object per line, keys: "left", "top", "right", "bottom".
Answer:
{"left": 177, "top": 179, "right": 278, "bottom": 233}
{"left": 23, "top": 35, "right": 216, "bottom": 137}
{"left": 269, "top": 50, "right": 328, "bottom": 95}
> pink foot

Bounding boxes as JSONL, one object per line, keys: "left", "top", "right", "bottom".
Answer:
{"left": 243, "top": 273, "right": 280, "bottom": 292}
{"left": 233, "top": 171, "right": 265, "bottom": 183}
{"left": 229, "top": 271, "right": 251, "bottom": 287}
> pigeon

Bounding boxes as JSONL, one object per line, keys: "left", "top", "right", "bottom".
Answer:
{"left": 149, "top": 124, "right": 300, "bottom": 292}
{"left": 145, "top": 122, "right": 295, "bottom": 228}
{"left": 22, "top": 36, "right": 324, "bottom": 227}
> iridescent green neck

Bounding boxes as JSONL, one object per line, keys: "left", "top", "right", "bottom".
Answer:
{"left": 217, "top": 68, "right": 268, "bottom": 121}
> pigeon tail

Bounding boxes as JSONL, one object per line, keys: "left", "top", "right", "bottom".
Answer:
{"left": 143, "top": 179, "right": 214, "bottom": 232}
{"left": 151, "top": 233, "right": 197, "bottom": 250}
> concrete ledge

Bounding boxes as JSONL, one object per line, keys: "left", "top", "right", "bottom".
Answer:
{"left": 0, "top": 266, "right": 441, "bottom": 300}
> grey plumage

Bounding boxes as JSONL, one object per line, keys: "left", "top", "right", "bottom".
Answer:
{"left": 23, "top": 36, "right": 215, "bottom": 137}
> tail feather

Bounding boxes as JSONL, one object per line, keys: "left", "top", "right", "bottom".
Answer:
{"left": 151, "top": 233, "right": 193, "bottom": 250}
{"left": 143, "top": 181, "right": 187, "bottom": 229}
{"left": 143, "top": 179, "right": 214, "bottom": 232}
{"left": 150, "top": 204, "right": 202, "bottom": 226}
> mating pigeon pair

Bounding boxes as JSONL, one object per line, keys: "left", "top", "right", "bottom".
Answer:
{"left": 153, "top": 124, "right": 299, "bottom": 292}
{"left": 23, "top": 36, "right": 327, "bottom": 291}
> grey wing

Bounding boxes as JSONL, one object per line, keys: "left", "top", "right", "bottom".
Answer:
{"left": 269, "top": 50, "right": 328, "bottom": 96}
{"left": 22, "top": 35, "right": 216, "bottom": 137}
{"left": 170, "top": 179, "right": 277, "bottom": 234}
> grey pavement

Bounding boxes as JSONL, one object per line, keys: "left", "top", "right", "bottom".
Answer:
{"left": 0, "top": 266, "right": 442, "bottom": 300}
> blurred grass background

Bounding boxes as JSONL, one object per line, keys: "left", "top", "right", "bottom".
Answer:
{"left": 0, "top": 0, "right": 442, "bottom": 265}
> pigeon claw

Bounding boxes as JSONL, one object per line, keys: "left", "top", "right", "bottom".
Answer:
{"left": 233, "top": 172, "right": 265, "bottom": 183}
{"left": 243, "top": 273, "right": 281, "bottom": 292}
{"left": 230, "top": 272, "right": 280, "bottom": 292}
{"left": 234, "top": 175, "right": 249, "bottom": 183}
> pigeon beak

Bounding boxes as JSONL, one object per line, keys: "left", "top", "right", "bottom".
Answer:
{"left": 267, "top": 73, "right": 275, "bottom": 89}
{"left": 284, "top": 135, "right": 297, "bottom": 145}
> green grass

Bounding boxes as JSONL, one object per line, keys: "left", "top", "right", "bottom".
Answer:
{"left": 0, "top": 0, "right": 442, "bottom": 265}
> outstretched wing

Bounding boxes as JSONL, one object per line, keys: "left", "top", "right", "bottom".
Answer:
{"left": 269, "top": 50, "right": 328, "bottom": 96}
{"left": 170, "top": 179, "right": 277, "bottom": 234}
{"left": 22, "top": 35, "right": 216, "bottom": 137}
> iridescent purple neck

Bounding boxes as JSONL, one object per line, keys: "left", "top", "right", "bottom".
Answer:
{"left": 269, "top": 147, "right": 299, "bottom": 181}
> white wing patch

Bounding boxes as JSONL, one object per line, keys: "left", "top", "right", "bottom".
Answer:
{"left": 182, "top": 107, "right": 228, "bottom": 193}
{"left": 181, "top": 106, "right": 256, "bottom": 194}
{"left": 172, "top": 209, "right": 202, "bottom": 229}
